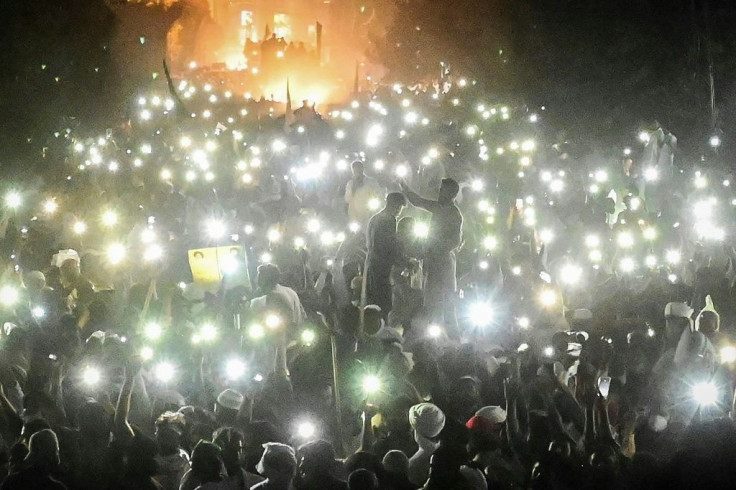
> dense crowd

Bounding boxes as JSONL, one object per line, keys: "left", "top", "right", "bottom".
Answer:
{"left": 0, "top": 75, "right": 734, "bottom": 489}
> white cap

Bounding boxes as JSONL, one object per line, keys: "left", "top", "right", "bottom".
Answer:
{"left": 409, "top": 403, "right": 445, "bottom": 439}
{"left": 216, "top": 388, "right": 244, "bottom": 411}
{"left": 695, "top": 295, "right": 720, "bottom": 332}
{"left": 648, "top": 414, "right": 668, "bottom": 432}
{"left": 664, "top": 302, "right": 693, "bottom": 319}
{"left": 475, "top": 405, "right": 507, "bottom": 424}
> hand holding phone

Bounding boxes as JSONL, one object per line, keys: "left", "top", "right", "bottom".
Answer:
{"left": 598, "top": 376, "right": 612, "bottom": 399}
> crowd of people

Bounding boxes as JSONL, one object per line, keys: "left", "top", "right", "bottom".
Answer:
{"left": 0, "top": 75, "right": 734, "bottom": 489}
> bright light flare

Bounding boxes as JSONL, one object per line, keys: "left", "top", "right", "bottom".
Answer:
{"left": 539, "top": 289, "right": 557, "bottom": 307}
{"left": 720, "top": 346, "right": 736, "bottom": 364}
{"left": 225, "top": 359, "right": 246, "bottom": 380}
{"left": 692, "top": 381, "right": 718, "bottom": 406}
{"left": 82, "top": 366, "right": 101, "bottom": 386}
{"left": 154, "top": 362, "right": 175, "bottom": 383}
{"left": 297, "top": 421, "right": 316, "bottom": 439}
{"left": 469, "top": 302, "right": 493, "bottom": 327}
{"left": 559, "top": 264, "right": 582, "bottom": 285}
{"left": 106, "top": 243, "right": 126, "bottom": 265}
{"left": 144, "top": 322, "right": 162, "bottom": 341}
{"left": 362, "top": 375, "right": 381, "bottom": 395}
{"left": 301, "top": 329, "right": 316, "bottom": 345}
{"left": 413, "top": 222, "right": 429, "bottom": 239}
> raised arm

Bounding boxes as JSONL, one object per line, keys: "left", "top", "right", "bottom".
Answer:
{"left": 399, "top": 181, "right": 439, "bottom": 213}
{"left": 114, "top": 358, "right": 140, "bottom": 441}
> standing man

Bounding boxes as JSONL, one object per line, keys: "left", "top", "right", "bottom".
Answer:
{"left": 399, "top": 178, "right": 463, "bottom": 330}
{"left": 365, "top": 192, "right": 407, "bottom": 318}
{"left": 345, "top": 161, "right": 383, "bottom": 225}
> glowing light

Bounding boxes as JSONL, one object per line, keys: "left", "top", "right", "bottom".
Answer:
{"left": 265, "top": 314, "right": 281, "bottom": 329}
{"left": 665, "top": 249, "right": 681, "bottom": 265}
{"left": 617, "top": 232, "right": 634, "bottom": 248}
{"left": 539, "top": 289, "right": 557, "bottom": 307}
{"left": 272, "top": 139, "right": 287, "bottom": 152}
{"left": 301, "top": 329, "right": 316, "bottom": 345}
{"left": 367, "top": 198, "right": 381, "bottom": 211}
{"left": 362, "top": 375, "right": 381, "bottom": 395}
{"left": 226, "top": 359, "right": 246, "bottom": 380}
{"left": 539, "top": 229, "right": 554, "bottom": 243}
{"left": 72, "top": 221, "right": 87, "bottom": 235}
{"left": 206, "top": 219, "right": 226, "bottom": 239}
{"left": 644, "top": 167, "right": 658, "bottom": 181}
{"left": 248, "top": 324, "right": 265, "bottom": 339}
{"left": 82, "top": 366, "right": 101, "bottom": 386}
{"left": 101, "top": 210, "right": 118, "bottom": 227}
{"left": 638, "top": 131, "right": 650, "bottom": 143}
{"left": 395, "top": 164, "right": 409, "bottom": 178}
{"left": 585, "top": 235, "right": 600, "bottom": 248}
{"left": 521, "top": 140, "right": 536, "bottom": 152}
{"left": 141, "top": 321, "right": 164, "bottom": 341}
{"left": 643, "top": 227, "right": 657, "bottom": 240}
{"left": 560, "top": 264, "right": 582, "bottom": 285}
{"left": 469, "top": 302, "right": 493, "bottom": 327}
{"left": 594, "top": 170, "right": 608, "bottom": 183}
{"left": 105, "top": 243, "right": 125, "bottom": 266}
{"left": 471, "top": 179, "right": 484, "bottom": 191}
{"left": 5, "top": 192, "right": 21, "bottom": 209}
{"left": 543, "top": 346, "right": 555, "bottom": 357}
{"left": 694, "top": 175, "right": 707, "bottom": 189}
{"left": 154, "top": 362, "right": 175, "bottom": 383}
{"left": 31, "top": 306, "right": 45, "bottom": 319}
{"left": 550, "top": 179, "right": 564, "bottom": 193}
{"left": 366, "top": 124, "right": 384, "bottom": 147}
{"left": 692, "top": 381, "right": 718, "bottom": 406}
{"left": 0, "top": 287, "right": 18, "bottom": 307}
{"left": 267, "top": 228, "right": 281, "bottom": 242}
{"left": 645, "top": 255, "right": 657, "bottom": 268}
{"left": 199, "top": 323, "right": 217, "bottom": 342}
{"left": 297, "top": 421, "right": 316, "bottom": 439}
{"left": 483, "top": 235, "right": 497, "bottom": 250}
{"left": 140, "top": 346, "right": 154, "bottom": 361}
{"left": 619, "top": 257, "right": 635, "bottom": 273}
{"left": 413, "top": 222, "right": 429, "bottom": 238}
{"left": 43, "top": 199, "right": 58, "bottom": 214}
{"left": 710, "top": 135, "right": 721, "bottom": 148}
{"left": 428, "top": 324, "right": 442, "bottom": 338}
{"left": 518, "top": 317, "right": 530, "bottom": 329}
{"left": 720, "top": 346, "right": 736, "bottom": 364}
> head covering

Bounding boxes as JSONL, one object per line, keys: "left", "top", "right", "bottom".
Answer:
{"left": 409, "top": 403, "right": 445, "bottom": 439}
{"left": 648, "top": 414, "right": 668, "bottom": 433}
{"left": 216, "top": 389, "right": 244, "bottom": 411}
{"left": 475, "top": 405, "right": 507, "bottom": 424}
{"left": 694, "top": 294, "right": 720, "bottom": 332}
{"left": 256, "top": 442, "right": 296, "bottom": 474}
{"left": 665, "top": 302, "right": 693, "bottom": 319}
{"left": 382, "top": 450, "right": 409, "bottom": 476}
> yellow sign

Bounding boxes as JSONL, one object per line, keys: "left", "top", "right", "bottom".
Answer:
{"left": 188, "top": 246, "right": 250, "bottom": 290}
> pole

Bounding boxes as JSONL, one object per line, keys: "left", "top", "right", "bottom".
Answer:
{"left": 330, "top": 329, "right": 344, "bottom": 455}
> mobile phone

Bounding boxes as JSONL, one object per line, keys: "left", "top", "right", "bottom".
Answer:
{"left": 598, "top": 376, "right": 612, "bottom": 399}
{"left": 515, "top": 198, "right": 524, "bottom": 210}
{"left": 48, "top": 354, "right": 58, "bottom": 361}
